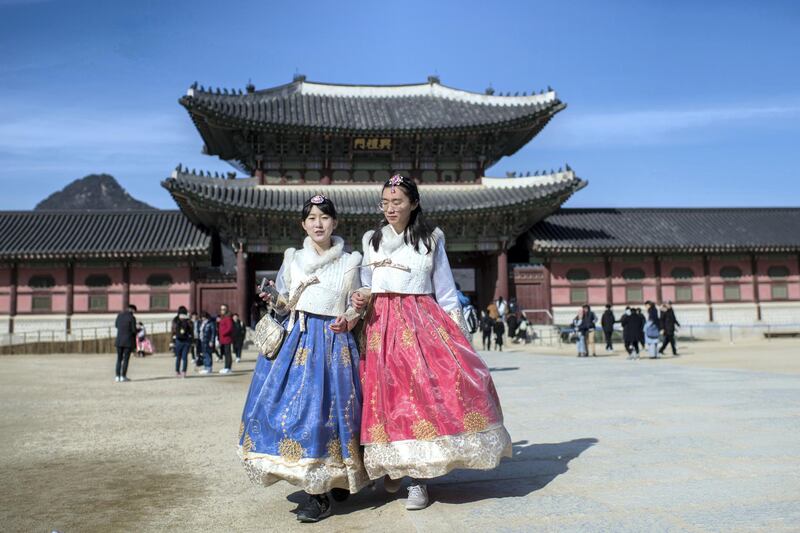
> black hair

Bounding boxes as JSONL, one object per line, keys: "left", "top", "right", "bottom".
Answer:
{"left": 301, "top": 195, "right": 337, "bottom": 220}
{"left": 370, "top": 176, "right": 435, "bottom": 254}
{"left": 128, "top": 304, "right": 137, "bottom": 312}
{"left": 177, "top": 305, "right": 188, "bottom": 315}
{"left": 201, "top": 311, "right": 210, "bottom": 319}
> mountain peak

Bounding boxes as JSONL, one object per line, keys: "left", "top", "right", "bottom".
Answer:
{"left": 35, "top": 174, "right": 155, "bottom": 211}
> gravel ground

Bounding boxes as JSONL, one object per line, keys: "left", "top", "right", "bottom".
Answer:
{"left": 1, "top": 341, "right": 798, "bottom": 532}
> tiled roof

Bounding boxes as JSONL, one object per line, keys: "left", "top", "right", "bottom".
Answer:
{"left": 0, "top": 210, "right": 211, "bottom": 260}
{"left": 530, "top": 208, "right": 800, "bottom": 253}
{"left": 162, "top": 168, "right": 585, "bottom": 216}
{"left": 180, "top": 79, "right": 565, "bottom": 133}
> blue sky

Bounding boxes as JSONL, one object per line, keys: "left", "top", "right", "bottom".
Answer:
{"left": 1, "top": 0, "right": 798, "bottom": 209}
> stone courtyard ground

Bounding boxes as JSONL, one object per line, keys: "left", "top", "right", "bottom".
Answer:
{"left": 1, "top": 339, "right": 799, "bottom": 532}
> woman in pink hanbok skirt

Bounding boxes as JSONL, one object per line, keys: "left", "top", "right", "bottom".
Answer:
{"left": 351, "top": 175, "right": 511, "bottom": 511}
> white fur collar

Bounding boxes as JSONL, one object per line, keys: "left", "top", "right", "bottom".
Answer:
{"left": 300, "top": 235, "right": 344, "bottom": 274}
{"left": 380, "top": 224, "right": 405, "bottom": 255}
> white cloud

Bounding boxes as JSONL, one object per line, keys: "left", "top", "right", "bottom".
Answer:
{"left": 540, "top": 103, "right": 800, "bottom": 148}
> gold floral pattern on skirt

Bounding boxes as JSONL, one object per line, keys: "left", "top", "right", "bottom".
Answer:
{"left": 368, "top": 331, "right": 382, "bottom": 352}
{"left": 436, "top": 325, "right": 450, "bottom": 343}
{"left": 340, "top": 344, "right": 351, "bottom": 366}
{"left": 401, "top": 328, "right": 414, "bottom": 348}
{"left": 242, "top": 433, "right": 254, "bottom": 455}
{"left": 294, "top": 347, "right": 309, "bottom": 366}
{"left": 279, "top": 438, "right": 304, "bottom": 462}
{"left": 463, "top": 411, "right": 489, "bottom": 433}
{"left": 327, "top": 438, "right": 343, "bottom": 463}
{"left": 368, "top": 423, "right": 390, "bottom": 444}
{"left": 411, "top": 419, "right": 439, "bottom": 441}
{"left": 238, "top": 420, "right": 245, "bottom": 440}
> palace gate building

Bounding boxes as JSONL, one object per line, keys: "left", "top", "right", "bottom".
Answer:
{"left": 1, "top": 76, "right": 799, "bottom": 335}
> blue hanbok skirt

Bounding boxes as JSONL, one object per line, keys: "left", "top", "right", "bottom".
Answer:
{"left": 237, "top": 312, "right": 369, "bottom": 494}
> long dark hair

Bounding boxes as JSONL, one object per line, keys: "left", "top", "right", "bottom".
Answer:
{"left": 301, "top": 194, "right": 337, "bottom": 220}
{"left": 370, "top": 176, "right": 435, "bottom": 254}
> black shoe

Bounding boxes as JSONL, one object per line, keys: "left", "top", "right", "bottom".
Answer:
{"left": 297, "top": 494, "right": 331, "bottom": 523}
{"left": 330, "top": 488, "right": 350, "bottom": 502}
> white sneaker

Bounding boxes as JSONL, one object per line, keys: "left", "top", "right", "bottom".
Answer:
{"left": 235, "top": 358, "right": 241, "bottom": 363}
{"left": 219, "top": 368, "right": 231, "bottom": 374}
{"left": 198, "top": 369, "right": 210, "bottom": 374}
{"left": 120, "top": 376, "right": 131, "bottom": 382}
{"left": 383, "top": 475, "right": 403, "bottom": 493}
{"left": 115, "top": 376, "right": 120, "bottom": 382}
{"left": 405, "top": 483, "right": 428, "bottom": 510}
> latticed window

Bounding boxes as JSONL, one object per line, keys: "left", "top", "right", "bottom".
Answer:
{"left": 147, "top": 274, "right": 173, "bottom": 287}
{"left": 566, "top": 269, "right": 590, "bottom": 282}
{"left": 570, "top": 287, "right": 588, "bottom": 304}
{"left": 85, "top": 274, "right": 112, "bottom": 287}
{"left": 675, "top": 285, "right": 693, "bottom": 302}
{"left": 150, "top": 293, "right": 170, "bottom": 311}
{"left": 626, "top": 285, "right": 643, "bottom": 303}
{"left": 89, "top": 294, "right": 108, "bottom": 311}
{"left": 723, "top": 284, "right": 741, "bottom": 301}
{"left": 32, "top": 295, "right": 52, "bottom": 311}
{"left": 719, "top": 266, "right": 742, "bottom": 279}
{"left": 767, "top": 265, "right": 789, "bottom": 300}
{"left": 622, "top": 268, "right": 645, "bottom": 280}
{"left": 670, "top": 267, "right": 694, "bottom": 279}
{"left": 28, "top": 275, "right": 55, "bottom": 288}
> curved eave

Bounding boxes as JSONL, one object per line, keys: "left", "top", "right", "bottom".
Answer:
{"left": 162, "top": 175, "right": 585, "bottom": 219}
{"left": 531, "top": 244, "right": 800, "bottom": 254}
{"left": 0, "top": 248, "right": 209, "bottom": 261}
{"left": 179, "top": 95, "right": 565, "bottom": 137}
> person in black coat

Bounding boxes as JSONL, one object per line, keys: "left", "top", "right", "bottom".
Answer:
{"left": 479, "top": 311, "right": 494, "bottom": 351}
{"left": 601, "top": 305, "right": 616, "bottom": 351}
{"left": 493, "top": 318, "right": 506, "bottom": 352}
{"left": 114, "top": 304, "right": 137, "bottom": 382}
{"left": 634, "top": 308, "right": 646, "bottom": 351}
{"left": 659, "top": 302, "right": 680, "bottom": 356}
{"left": 232, "top": 312, "right": 246, "bottom": 362}
{"left": 620, "top": 307, "right": 639, "bottom": 358}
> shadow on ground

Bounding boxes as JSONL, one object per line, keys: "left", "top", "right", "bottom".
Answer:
{"left": 430, "top": 437, "right": 598, "bottom": 503}
{"left": 284, "top": 437, "right": 597, "bottom": 512}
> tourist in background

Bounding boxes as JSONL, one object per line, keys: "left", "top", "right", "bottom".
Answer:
{"left": 192, "top": 311, "right": 203, "bottom": 367}
{"left": 601, "top": 304, "right": 615, "bottom": 352}
{"left": 114, "top": 304, "right": 137, "bottom": 382}
{"left": 217, "top": 304, "right": 234, "bottom": 374}
{"left": 172, "top": 305, "right": 193, "bottom": 378}
{"left": 634, "top": 308, "right": 646, "bottom": 351}
{"left": 573, "top": 308, "right": 587, "bottom": 357}
{"left": 495, "top": 296, "right": 508, "bottom": 321}
{"left": 232, "top": 312, "right": 246, "bottom": 363}
{"left": 493, "top": 315, "right": 506, "bottom": 351}
{"left": 135, "top": 321, "right": 153, "bottom": 357}
{"left": 659, "top": 301, "right": 680, "bottom": 356}
{"left": 506, "top": 312, "right": 518, "bottom": 342}
{"left": 644, "top": 301, "right": 660, "bottom": 358}
{"left": 620, "top": 307, "right": 639, "bottom": 359}
{"left": 480, "top": 310, "right": 494, "bottom": 350}
{"left": 516, "top": 315, "right": 530, "bottom": 344}
{"left": 198, "top": 311, "right": 215, "bottom": 374}
{"left": 580, "top": 304, "right": 597, "bottom": 356}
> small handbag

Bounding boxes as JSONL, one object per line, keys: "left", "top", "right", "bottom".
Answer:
{"left": 254, "top": 276, "right": 319, "bottom": 359}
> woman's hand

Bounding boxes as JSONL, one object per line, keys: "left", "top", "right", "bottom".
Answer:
{"left": 329, "top": 316, "right": 348, "bottom": 333}
{"left": 351, "top": 291, "right": 367, "bottom": 312}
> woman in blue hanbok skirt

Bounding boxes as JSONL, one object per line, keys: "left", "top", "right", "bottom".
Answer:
{"left": 237, "top": 195, "right": 368, "bottom": 523}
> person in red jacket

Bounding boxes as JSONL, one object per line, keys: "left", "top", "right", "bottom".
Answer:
{"left": 217, "top": 304, "right": 234, "bottom": 374}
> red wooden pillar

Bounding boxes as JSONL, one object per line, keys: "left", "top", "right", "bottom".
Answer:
{"left": 254, "top": 168, "right": 265, "bottom": 186}
{"left": 236, "top": 243, "right": 248, "bottom": 323}
{"left": 703, "top": 255, "right": 713, "bottom": 322}
{"left": 654, "top": 255, "right": 663, "bottom": 304}
{"left": 543, "top": 258, "right": 553, "bottom": 324}
{"left": 66, "top": 262, "right": 74, "bottom": 333}
{"left": 604, "top": 255, "right": 613, "bottom": 305}
{"left": 122, "top": 262, "right": 130, "bottom": 310}
{"left": 189, "top": 261, "right": 197, "bottom": 313}
{"left": 9, "top": 263, "right": 17, "bottom": 334}
{"left": 751, "top": 254, "right": 761, "bottom": 321}
{"left": 494, "top": 247, "right": 509, "bottom": 301}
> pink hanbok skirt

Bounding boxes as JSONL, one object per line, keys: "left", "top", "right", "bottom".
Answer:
{"left": 359, "top": 293, "right": 512, "bottom": 480}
